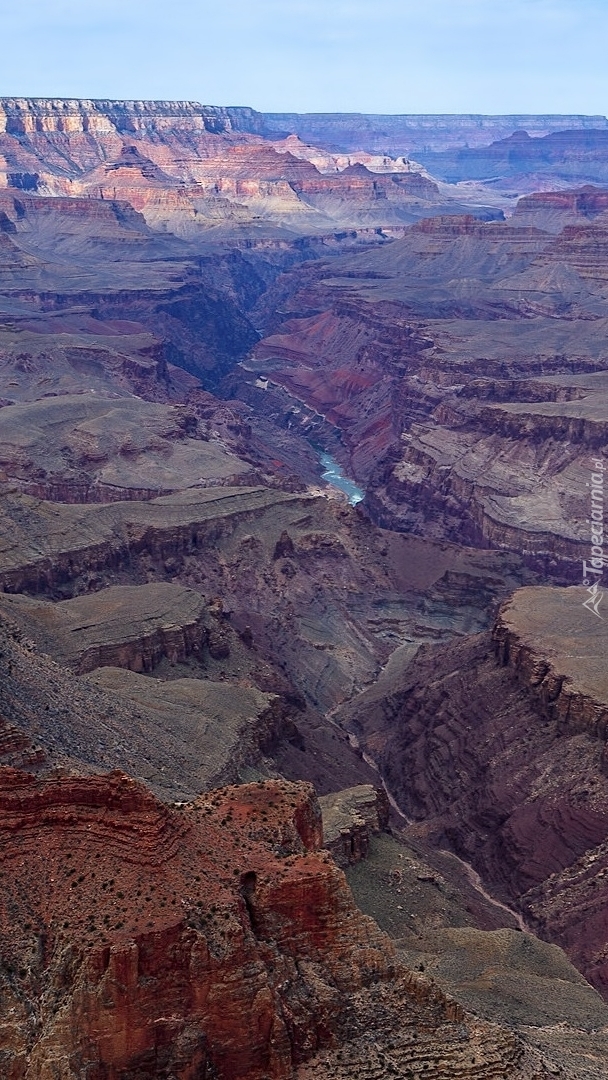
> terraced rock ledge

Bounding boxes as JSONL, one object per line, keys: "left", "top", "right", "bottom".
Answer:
{"left": 0, "top": 583, "right": 209, "bottom": 673}
{"left": 0, "top": 486, "right": 302, "bottom": 594}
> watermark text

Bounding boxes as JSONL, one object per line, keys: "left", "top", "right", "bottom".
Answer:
{"left": 582, "top": 458, "right": 605, "bottom": 618}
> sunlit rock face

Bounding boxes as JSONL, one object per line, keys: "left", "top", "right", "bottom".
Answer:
{"left": 0, "top": 98, "right": 509, "bottom": 234}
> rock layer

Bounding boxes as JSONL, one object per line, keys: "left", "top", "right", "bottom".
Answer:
{"left": 319, "top": 784, "right": 390, "bottom": 867}
{"left": 0, "top": 98, "right": 504, "bottom": 234}
{"left": 339, "top": 585, "right": 608, "bottom": 996}
{"left": 248, "top": 202, "right": 608, "bottom": 578}
{"left": 0, "top": 606, "right": 355, "bottom": 801}
{"left": 0, "top": 766, "right": 542, "bottom": 1080}
{"left": 492, "top": 585, "right": 608, "bottom": 740}
{"left": 0, "top": 583, "right": 210, "bottom": 673}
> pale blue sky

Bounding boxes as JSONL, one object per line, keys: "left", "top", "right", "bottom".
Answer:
{"left": 1, "top": 0, "right": 607, "bottom": 114}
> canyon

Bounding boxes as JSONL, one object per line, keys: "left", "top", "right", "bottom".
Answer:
{"left": 0, "top": 98, "right": 608, "bottom": 1077}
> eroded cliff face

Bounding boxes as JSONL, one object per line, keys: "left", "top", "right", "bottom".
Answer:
{"left": 0, "top": 394, "right": 259, "bottom": 504}
{"left": 0, "top": 98, "right": 508, "bottom": 235}
{"left": 0, "top": 766, "right": 526, "bottom": 1080}
{"left": 492, "top": 586, "right": 608, "bottom": 741}
{"left": 338, "top": 585, "right": 608, "bottom": 997}
{"left": 246, "top": 203, "right": 608, "bottom": 580}
{"left": 319, "top": 785, "right": 390, "bottom": 868}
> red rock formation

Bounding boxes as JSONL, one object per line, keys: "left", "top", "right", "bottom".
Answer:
{"left": 513, "top": 186, "right": 608, "bottom": 218}
{"left": 0, "top": 98, "right": 506, "bottom": 236}
{"left": 0, "top": 767, "right": 474, "bottom": 1078}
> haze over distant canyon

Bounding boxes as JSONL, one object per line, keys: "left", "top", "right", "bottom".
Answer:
{"left": 0, "top": 97, "right": 607, "bottom": 1079}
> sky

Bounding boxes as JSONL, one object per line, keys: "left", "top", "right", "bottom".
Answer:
{"left": 1, "top": 0, "right": 607, "bottom": 115}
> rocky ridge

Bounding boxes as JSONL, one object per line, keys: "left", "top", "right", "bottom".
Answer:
{"left": 416, "top": 129, "right": 608, "bottom": 189}
{"left": 0, "top": 765, "right": 556, "bottom": 1080}
{"left": 0, "top": 606, "right": 319, "bottom": 799}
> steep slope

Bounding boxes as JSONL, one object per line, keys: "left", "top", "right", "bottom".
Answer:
{"left": 0, "top": 766, "right": 560, "bottom": 1080}
{"left": 0, "top": 598, "right": 372, "bottom": 800}
{"left": 337, "top": 584, "right": 608, "bottom": 997}
{"left": 245, "top": 203, "right": 608, "bottom": 579}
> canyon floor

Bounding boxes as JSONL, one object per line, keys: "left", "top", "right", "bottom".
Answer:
{"left": 0, "top": 98, "right": 608, "bottom": 1078}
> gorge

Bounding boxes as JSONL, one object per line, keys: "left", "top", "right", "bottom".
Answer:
{"left": 0, "top": 97, "right": 607, "bottom": 1079}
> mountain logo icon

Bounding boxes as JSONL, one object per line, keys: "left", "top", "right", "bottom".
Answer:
{"left": 583, "top": 581, "right": 604, "bottom": 619}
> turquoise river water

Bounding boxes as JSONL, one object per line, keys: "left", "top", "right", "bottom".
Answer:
{"left": 317, "top": 450, "right": 364, "bottom": 506}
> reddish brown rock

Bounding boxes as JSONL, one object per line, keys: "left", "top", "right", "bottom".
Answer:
{"left": 0, "top": 98, "right": 513, "bottom": 239}
{"left": 0, "top": 766, "right": 503, "bottom": 1079}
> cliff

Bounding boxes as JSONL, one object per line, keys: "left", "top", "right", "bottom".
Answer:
{"left": 0, "top": 596, "right": 367, "bottom": 802}
{"left": 511, "top": 187, "right": 608, "bottom": 231}
{"left": 7, "top": 99, "right": 604, "bottom": 154}
{"left": 1, "top": 766, "right": 546, "bottom": 1079}
{"left": 0, "top": 486, "right": 301, "bottom": 595}
{"left": 338, "top": 584, "right": 608, "bottom": 996}
{"left": 0, "top": 98, "right": 236, "bottom": 137}
{"left": 492, "top": 586, "right": 608, "bottom": 740}
{"left": 0, "top": 584, "right": 211, "bottom": 674}
{"left": 249, "top": 204, "right": 608, "bottom": 580}
{"left": 319, "top": 784, "right": 390, "bottom": 867}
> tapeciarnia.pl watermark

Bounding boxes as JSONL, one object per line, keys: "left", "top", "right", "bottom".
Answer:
{"left": 581, "top": 458, "right": 605, "bottom": 618}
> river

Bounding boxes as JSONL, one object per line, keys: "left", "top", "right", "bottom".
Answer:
{"left": 317, "top": 450, "right": 365, "bottom": 506}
